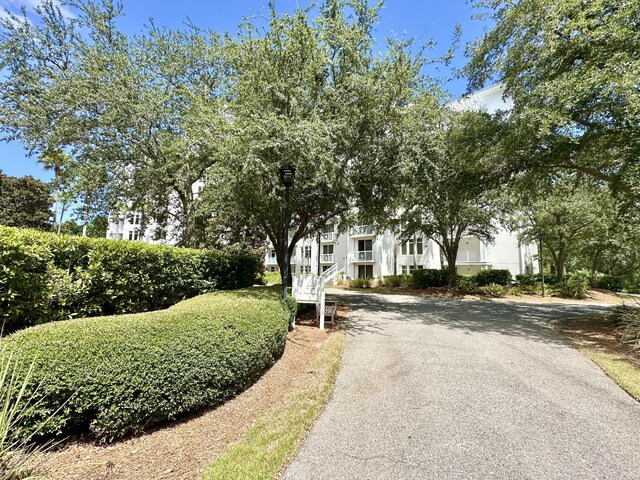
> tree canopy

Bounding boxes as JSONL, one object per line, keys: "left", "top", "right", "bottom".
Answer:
{"left": 0, "top": 172, "right": 53, "bottom": 230}
{"left": 466, "top": 0, "right": 640, "bottom": 200}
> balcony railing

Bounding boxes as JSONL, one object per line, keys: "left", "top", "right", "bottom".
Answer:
{"left": 321, "top": 232, "right": 335, "bottom": 242}
{"left": 266, "top": 257, "right": 278, "bottom": 265}
{"left": 352, "top": 250, "right": 373, "bottom": 262}
{"left": 321, "top": 254, "right": 335, "bottom": 263}
{"left": 456, "top": 250, "right": 482, "bottom": 263}
{"left": 351, "top": 225, "right": 375, "bottom": 237}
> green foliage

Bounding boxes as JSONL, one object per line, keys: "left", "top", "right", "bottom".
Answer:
{"left": 350, "top": 278, "right": 372, "bottom": 289}
{"left": 458, "top": 276, "right": 479, "bottom": 294}
{"left": 412, "top": 269, "right": 449, "bottom": 289}
{"left": 398, "top": 104, "right": 505, "bottom": 286}
{"left": 0, "top": 173, "right": 53, "bottom": 231}
{"left": 467, "top": 0, "right": 640, "bottom": 199}
{"left": 595, "top": 275, "right": 626, "bottom": 292}
{"left": 382, "top": 275, "right": 402, "bottom": 287}
{"left": 473, "top": 269, "right": 512, "bottom": 286}
{"left": 555, "top": 271, "right": 591, "bottom": 299}
{"left": 262, "top": 271, "right": 282, "bottom": 286}
{"left": 483, "top": 283, "right": 507, "bottom": 298}
{"left": 0, "top": 226, "right": 260, "bottom": 332}
{"left": 3, "top": 288, "right": 290, "bottom": 442}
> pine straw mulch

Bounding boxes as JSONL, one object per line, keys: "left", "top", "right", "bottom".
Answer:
{"left": 552, "top": 315, "right": 640, "bottom": 369}
{"left": 31, "top": 306, "right": 347, "bottom": 480}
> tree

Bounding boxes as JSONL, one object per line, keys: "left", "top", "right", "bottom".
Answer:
{"left": 217, "top": 0, "right": 423, "bottom": 283}
{"left": 0, "top": 1, "right": 229, "bottom": 246}
{"left": 466, "top": 0, "right": 640, "bottom": 200}
{"left": 0, "top": 171, "right": 53, "bottom": 230}
{"left": 507, "top": 176, "right": 616, "bottom": 280}
{"left": 397, "top": 105, "right": 506, "bottom": 286}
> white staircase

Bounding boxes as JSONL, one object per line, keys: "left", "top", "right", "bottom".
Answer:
{"left": 321, "top": 263, "right": 342, "bottom": 285}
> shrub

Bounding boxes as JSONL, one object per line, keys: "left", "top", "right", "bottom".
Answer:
{"left": 412, "top": 269, "right": 448, "bottom": 289}
{"left": 350, "top": 277, "right": 372, "bottom": 288}
{"left": 555, "top": 271, "right": 590, "bottom": 299}
{"left": 608, "top": 302, "right": 640, "bottom": 350}
{"left": 474, "top": 269, "right": 512, "bottom": 286}
{"left": 458, "top": 276, "right": 479, "bottom": 294}
{"left": 262, "top": 271, "right": 282, "bottom": 286}
{"left": 484, "top": 283, "right": 507, "bottom": 298}
{"left": 3, "top": 287, "right": 290, "bottom": 442}
{"left": 596, "top": 275, "right": 625, "bottom": 292}
{"left": 0, "top": 226, "right": 261, "bottom": 332}
{"left": 515, "top": 274, "right": 535, "bottom": 286}
{"left": 382, "top": 275, "right": 403, "bottom": 287}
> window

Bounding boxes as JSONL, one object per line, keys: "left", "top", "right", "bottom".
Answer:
{"left": 322, "top": 244, "right": 334, "bottom": 255}
{"left": 128, "top": 230, "right": 140, "bottom": 241}
{"left": 322, "top": 265, "right": 330, "bottom": 273}
{"left": 401, "top": 242, "right": 407, "bottom": 255}
{"left": 358, "top": 239, "right": 372, "bottom": 251}
{"left": 416, "top": 238, "right": 423, "bottom": 255}
{"left": 303, "top": 265, "right": 311, "bottom": 274}
{"left": 322, "top": 224, "right": 334, "bottom": 233}
{"left": 409, "top": 241, "right": 415, "bottom": 255}
{"left": 270, "top": 250, "right": 276, "bottom": 258}
{"left": 129, "top": 214, "right": 140, "bottom": 225}
{"left": 358, "top": 265, "right": 373, "bottom": 279}
{"left": 304, "top": 246, "right": 311, "bottom": 258}
{"left": 401, "top": 265, "right": 408, "bottom": 275}
{"left": 270, "top": 266, "right": 276, "bottom": 272}
{"left": 401, "top": 265, "right": 417, "bottom": 275}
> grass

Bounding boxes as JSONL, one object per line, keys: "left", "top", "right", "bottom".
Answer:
{"left": 576, "top": 346, "right": 640, "bottom": 401}
{"left": 202, "top": 330, "right": 345, "bottom": 480}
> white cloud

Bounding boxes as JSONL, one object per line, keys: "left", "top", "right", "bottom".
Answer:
{"left": 0, "top": 0, "right": 75, "bottom": 18}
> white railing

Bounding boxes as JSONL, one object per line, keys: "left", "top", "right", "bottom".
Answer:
{"left": 321, "top": 263, "right": 341, "bottom": 285}
{"left": 266, "top": 257, "right": 278, "bottom": 265}
{"left": 351, "top": 225, "right": 375, "bottom": 236}
{"left": 321, "top": 254, "right": 335, "bottom": 263}
{"left": 456, "top": 250, "right": 481, "bottom": 263}
{"left": 352, "top": 250, "right": 373, "bottom": 262}
{"left": 321, "top": 232, "right": 335, "bottom": 242}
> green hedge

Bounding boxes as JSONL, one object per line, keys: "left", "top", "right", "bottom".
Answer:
{"left": 474, "top": 269, "right": 512, "bottom": 286}
{"left": 412, "top": 269, "right": 449, "bottom": 289}
{"left": 4, "top": 287, "right": 290, "bottom": 442}
{"left": 0, "top": 226, "right": 261, "bottom": 332}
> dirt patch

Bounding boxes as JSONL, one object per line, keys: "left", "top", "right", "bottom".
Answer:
{"left": 32, "top": 308, "right": 347, "bottom": 480}
{"left": 553, "top": 316, "right": 640, "bottom": 368}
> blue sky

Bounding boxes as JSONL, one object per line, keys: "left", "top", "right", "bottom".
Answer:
{"left": 0, "top": 0, "right": 490, "bottom": 180}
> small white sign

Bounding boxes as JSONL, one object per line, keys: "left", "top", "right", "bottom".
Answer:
{"left": 292, "top": 274, "right": 326, "bottom": 330}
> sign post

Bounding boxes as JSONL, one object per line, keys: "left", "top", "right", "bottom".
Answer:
{"left": 292, "top": 274, "right": 326, "bottom": 330}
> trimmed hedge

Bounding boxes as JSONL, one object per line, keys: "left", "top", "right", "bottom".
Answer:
{"left": 412, "top": 269, "right": 449, "bottom": 289}
{"left": 4, "top": 287, "right": 290, "bottom": 442}
{"left": 474, "top": 269, "right": 512, "bottom": 286}
{"left": 0, "top": 226, "right": 261, "bottom": 332}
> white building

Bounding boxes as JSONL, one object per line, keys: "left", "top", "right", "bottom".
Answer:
{"left": 265, "top": 224, "right": 537, "bottom": 280}
{"left": 106, "top": 180, "right": 204, "bottom": 245}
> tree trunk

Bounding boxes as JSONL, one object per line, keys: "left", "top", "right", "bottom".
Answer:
{"left": 446, "top": 253, "right": 457, "bottom": 287}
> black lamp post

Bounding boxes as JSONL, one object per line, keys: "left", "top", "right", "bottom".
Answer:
{"left": 279, "top": 165, "right": 296, "bottom": 300}
{"left": 536, "top": 232, "right": 545, "bottom": 297}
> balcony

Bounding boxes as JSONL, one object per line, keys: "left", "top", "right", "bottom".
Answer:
{"left": 350, "top": 225, "right": 375, "bottom": 238}
{"left": 320, "top": 254, "right": 335, "bottom": 263}
{"left": 456, "top": 250, "right": 486, "bottom": 263}
{"left": 351, "top": 250, "right": 374, "bottom": 262}
{"left": 321, "top": 232, "right": 335, "bottom": 242}
{"left": 266, "top": 256, "right": 278, "bottom": 265}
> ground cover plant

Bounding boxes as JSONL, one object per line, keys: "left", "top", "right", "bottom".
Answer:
{"left": 3, "top": 287, "right": 291, "bottom": 443}
{"left": 0, "top": 226, "right": 261, "bottom": 332}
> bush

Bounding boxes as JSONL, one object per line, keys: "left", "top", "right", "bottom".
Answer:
{"left": 3, "top": 287, "right": 290, "bottom": 442}
{"left": 474, "top": 269, "right": 512, "bottom": 286}
{"left": 412, "top": 269, "right": 448, "bottom": 289}
{"left": 555, "top": 271, "right": 590, "bottom": 299}
{"left": 484, "top": 283, "right": 507, "bottom": 298}
{"left": 515, "top": 274, "right": 535, "bottom": 286}
{"left": 608, "top": 302, "right": 640, "bottom": 350}
{"left": 262, "top": 271, "right": 282, "bottom": 286}
{"left": 382, "top": 275, "right": 402, "bottom": 287}
{"left": 350, "top": 277, "right": 372, "bottom": 288}
{"left": 458, "top": 276, "right": 479, "bottom": 294}
{"left": 0, "top": 226, "right": 261, "bottom": 332}
{"left": 596, "top": 275, "right": 625, "bottom": 292}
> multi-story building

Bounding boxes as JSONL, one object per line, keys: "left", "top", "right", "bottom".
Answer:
{"left": 265, "top": 224, "right": 537, "bottom": 280}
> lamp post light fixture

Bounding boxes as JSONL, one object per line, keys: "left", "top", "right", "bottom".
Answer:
{"left": 536, "top": 232, "right": 545, "bottom": 297}
{"left": 279, "top": 165, "right": 296, "bottom": 300}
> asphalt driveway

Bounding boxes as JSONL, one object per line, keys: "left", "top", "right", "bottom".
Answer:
{"left": 283, "top": 290, "right": 640, "bottom": 480}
